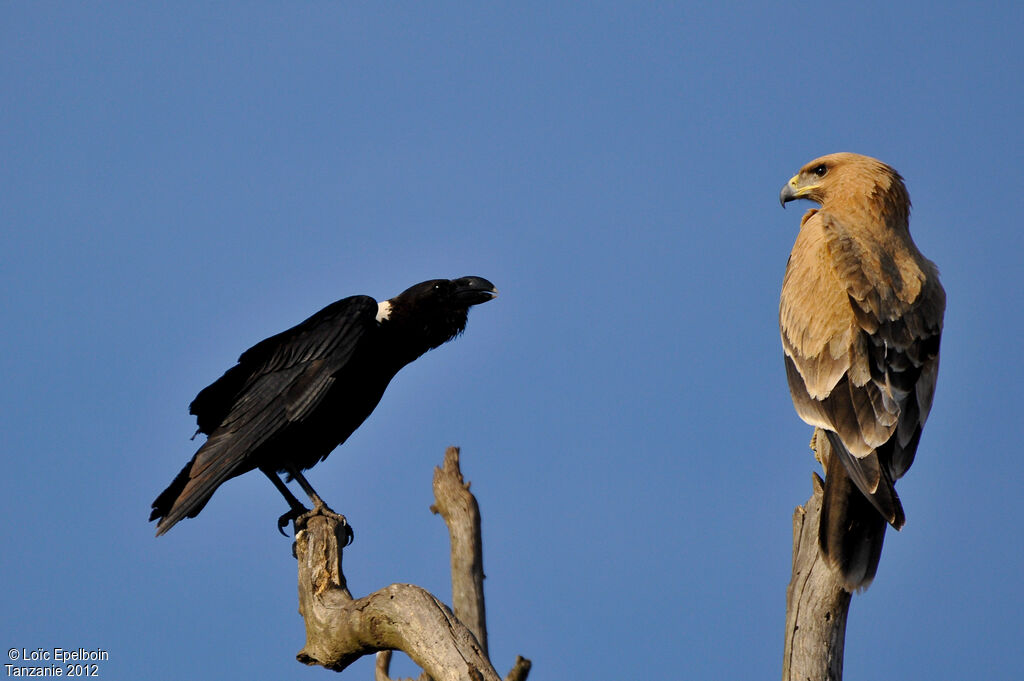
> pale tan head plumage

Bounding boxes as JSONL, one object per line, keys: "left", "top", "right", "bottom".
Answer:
{"left": 780, "top": 152, "right": 911, "bottom": 232}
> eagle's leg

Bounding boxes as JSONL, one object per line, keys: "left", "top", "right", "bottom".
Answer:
{"left": 261, "top": 467, "right": 312, "bottom": 536}
{"left": 285, "top": 463, "right": 354, "bottom": 546}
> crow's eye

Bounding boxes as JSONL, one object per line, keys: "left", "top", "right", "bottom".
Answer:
{"left": 812, "top": 164, "right": 828, "bottom": 177}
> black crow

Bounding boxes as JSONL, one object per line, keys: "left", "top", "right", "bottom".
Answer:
{"left": 150, "top": 276, "right": 497, "bottom": 536}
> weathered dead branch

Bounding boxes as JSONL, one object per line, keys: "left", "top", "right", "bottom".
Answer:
{"left": 293, "top": 446, "right": 529, "bottom": 681}
{"left": 431, "top": 446, "right": 488, "bottom": 655}
{"left": 782, "top": 466, "right": 852, "bottom": 681}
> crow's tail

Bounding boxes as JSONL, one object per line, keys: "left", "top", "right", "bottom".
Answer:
{"left": 150, "top": 434, "right": 245, "bottom": 535}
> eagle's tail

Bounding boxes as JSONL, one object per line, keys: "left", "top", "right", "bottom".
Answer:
{"left": 818, "top": 442, "right": 888, "bottom": 591}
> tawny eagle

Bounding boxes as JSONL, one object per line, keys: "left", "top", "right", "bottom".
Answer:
{"left": 779, "top": 153, "right": 944, "bottom": 590}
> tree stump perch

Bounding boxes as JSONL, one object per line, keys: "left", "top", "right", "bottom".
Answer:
{"left": 292, "top": 446, "right": 529, "bottom": 680}
{"left": 782, "top": 431, "right": 854, "bottom": 681}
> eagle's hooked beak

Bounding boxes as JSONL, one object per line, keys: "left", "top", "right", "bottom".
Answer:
{"left": 780, "top": 174, "right": 821, "bottom": 208}
{"left": 779, "top": 175, "right": 801, "bottom": 208}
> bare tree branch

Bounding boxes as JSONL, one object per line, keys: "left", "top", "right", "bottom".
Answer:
{"left": 503, "top": 656, "right": 532, "bottom": 681}
{"left": 294, "top": 511, "right": 501, "bottom": 680}
{"left": 293, "top": 447, "right": 528, "bottom": 680}
{"left": 431, "top": 447, "right": 531, "bottom": 681}
{"left": 374, "top": 650, "right": 422, "bottom": 681}
{"left": 782, "top": 463, "right": 852, "bottom": 681}
{"left": 431, "top": 446, "right": 487, "bottom": 655}
{"left": 374, "top": 651, "right": 395, "bottom": 681}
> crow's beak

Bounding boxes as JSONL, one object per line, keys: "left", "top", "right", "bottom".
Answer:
{"left": 453, "top": 276, "right": 498, "bottom": 305}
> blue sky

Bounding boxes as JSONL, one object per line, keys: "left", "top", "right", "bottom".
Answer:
{"left": 3, "top": 2, "right": 1022, "bottom": 679}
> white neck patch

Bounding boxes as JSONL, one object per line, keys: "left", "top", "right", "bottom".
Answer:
{"left": 376, "top": 300, "right": 392, "bottom": 322}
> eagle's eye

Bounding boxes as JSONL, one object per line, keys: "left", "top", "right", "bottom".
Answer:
{"left": 812, "top": 164, "right": 828, "bottom": 178}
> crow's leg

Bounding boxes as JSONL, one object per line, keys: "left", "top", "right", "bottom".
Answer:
{"left": 286, "top": 464, "right": 328, "bottom": 508}
{"left": 261, "top": 467, "right": 309, "bottom": 536}
{"left": 284, "top": 463, "right": 354, "bottom": 546}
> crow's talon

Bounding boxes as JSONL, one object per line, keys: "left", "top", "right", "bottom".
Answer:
{"left": 293, "top": 503, "right": 355, "bottom": 546}
{"left": 277, "top": 507, "right": 308, "bottom": 536}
